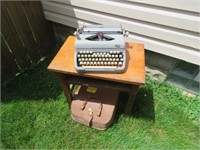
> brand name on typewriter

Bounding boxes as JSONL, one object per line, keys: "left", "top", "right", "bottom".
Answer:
{"left": 115, "top": 44, "right": 120, "bottom": 48}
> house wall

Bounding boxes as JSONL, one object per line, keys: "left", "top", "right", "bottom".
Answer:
{"left": 41, "top": 0, "right": 200, "bottom": 65}
{"left": 41, "top": 1, "right": 200, "bottom": 94}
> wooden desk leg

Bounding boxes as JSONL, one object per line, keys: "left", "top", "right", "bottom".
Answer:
{"left": 124, "top": 85, "right": 139, "bottom": 115}
{"left": 56, "top": 73, "right": 72, "bottom": 108}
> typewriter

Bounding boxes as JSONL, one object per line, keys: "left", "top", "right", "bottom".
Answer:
{"left": 74, "top": 25, "right": 128, "bottom": 73}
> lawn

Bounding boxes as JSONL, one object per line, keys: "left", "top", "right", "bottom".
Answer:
{"left": 1, "top": 57, "right": 199, "bottom": 149}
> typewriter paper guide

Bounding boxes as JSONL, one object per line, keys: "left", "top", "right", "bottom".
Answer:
{"left": 75, "top": 34, "right": 125, "bottom": 49}
{"left": 82, "top": 25, "right": 122, "bottom": 33}
{"left": 76, "top": 25, "right": 125, "bottom": 49}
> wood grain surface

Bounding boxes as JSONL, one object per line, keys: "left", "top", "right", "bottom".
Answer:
{"left": 48, "top": 36, "right": 145, "bottom": 85}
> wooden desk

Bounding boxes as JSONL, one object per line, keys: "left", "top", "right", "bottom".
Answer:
{"left": 48, "top": 36, "right": 145, "bottom": 115}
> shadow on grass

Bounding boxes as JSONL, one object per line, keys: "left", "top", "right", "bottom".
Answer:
{"left": 115, "top": 86, "right": 155, "bottom": 122}
{"left": 2, "top": 53, "right": 155, "bottom": 123}
{"left": 132, "top": 86, "right": 155, "bottom": 122}
{"left": 1, "top": 56, "right": 62, "bottom": 103}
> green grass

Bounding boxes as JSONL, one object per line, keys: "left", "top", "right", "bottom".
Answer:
{"left": 1, "top": 57, "right": 199, "bottom": 149}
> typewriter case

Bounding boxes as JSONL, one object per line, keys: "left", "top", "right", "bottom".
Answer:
{"left": 71, "top": 86, "right": 119, "bottom": 130}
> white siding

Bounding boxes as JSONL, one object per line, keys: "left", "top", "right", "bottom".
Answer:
{"left": 41, "top": 0, "right": 200, "bottom": 65}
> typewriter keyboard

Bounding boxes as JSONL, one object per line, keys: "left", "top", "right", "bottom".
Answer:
{"left": 76, "top": 50, "right": 124, "bottom": 67}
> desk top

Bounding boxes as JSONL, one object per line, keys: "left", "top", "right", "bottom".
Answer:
{"left": 48, "top": 36, "right": 145, "bottom": 85}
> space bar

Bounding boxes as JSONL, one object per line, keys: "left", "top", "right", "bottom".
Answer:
{"left": 82, "top": 66, "right": 117, "bottom": 70}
